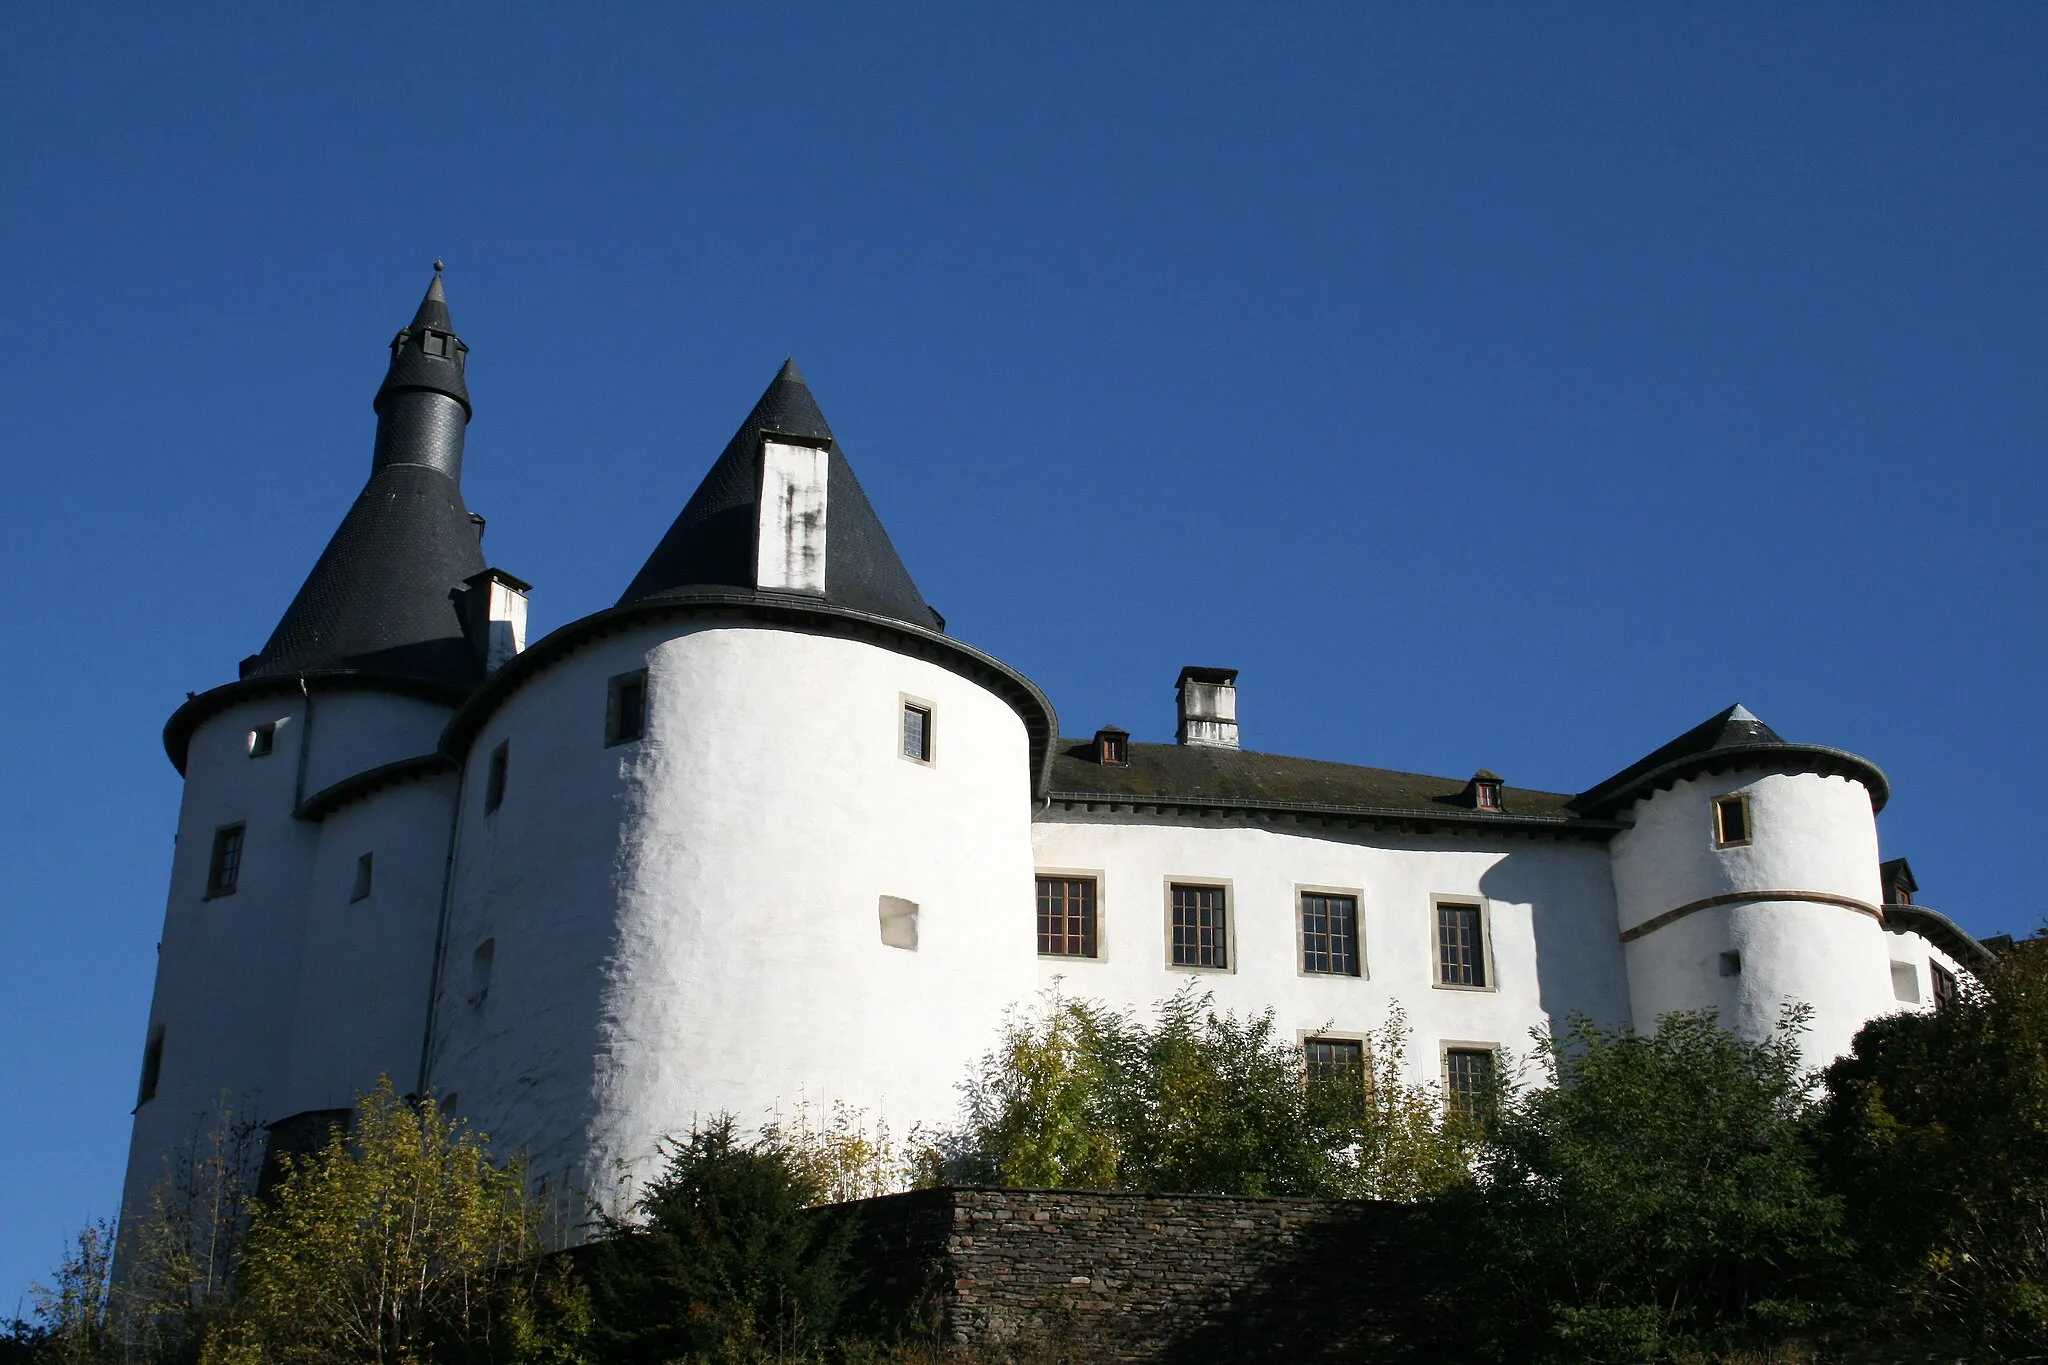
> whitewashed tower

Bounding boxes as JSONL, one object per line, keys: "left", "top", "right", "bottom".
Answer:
{"left": 1587, "top": 705, "right": 1897, "bottom": 1067}
{"left": 125, "top": 268, "right": 513, "bottom": 1213}
{"left": 423, "top": 361, "right": 1056, "bottom": 1214}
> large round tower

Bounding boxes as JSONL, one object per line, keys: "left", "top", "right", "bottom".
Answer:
{"left": 123, "top": 271, "right": 506, "bottom": 1223}
{"left": 1585, "top": 705, "right": 1896, "bottom": 1067}
{"left": 424, "top": 362, "right": 1054, "bottom": 1216}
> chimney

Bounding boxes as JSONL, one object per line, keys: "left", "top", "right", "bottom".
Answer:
{"left": 462, "top": 568, "right": 532, "bottom": 675}
{"left": 1176, "top": 667, "right": 1239, "bottom": 749}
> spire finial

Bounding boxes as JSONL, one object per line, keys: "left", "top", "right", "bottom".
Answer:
{"left": 434, "top": 258, "right": 445, "bottom": 273}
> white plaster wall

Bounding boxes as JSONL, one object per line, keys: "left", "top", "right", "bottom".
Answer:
{"left": 300, "top": 691, "right": 452, "bottom": 796}
{"left": 277, "top": 776, "right": 458, "bottom": 1116}
{"left": 119, "top": 698, "right": 316, "bottom": 1227}
{"left": 1030, "top": 815, "right": 1630, "bottom": 1090}
{"left": 1610, "top": 769, "right": 1892, "bottom": 1067}
{"left": 429, "top": 622, "right": 1038, "bottom": 1221}
{"left": 1880, "top": 928, "right": 1971, "bottom": 1016}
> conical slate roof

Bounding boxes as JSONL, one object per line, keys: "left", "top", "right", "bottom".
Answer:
{"left": 619, "top": 360, "right": 940, "bottom": 629}
{"left": 1573, "top": 703, "right": 1888, "bottom": 815}
{"left": 241, "top": 271, "right": 487, "bottom": 688}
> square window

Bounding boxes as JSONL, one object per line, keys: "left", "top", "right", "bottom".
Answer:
{"left": 1170, "top": 884, "right": 1228, "bottom": 969}
{"left": 607, "top": 670, "right": 648, "bottom": 747}
{"left": 1890, "top": 961, "right": 1920, "bottom": 1003}
{"left": 350, "top": 852, "right": 374, "bottom": 903}
{"left": 485, "top": 742, "right": 509, "bottom": 814}
{"left": 206, "top": 824, "right": 244, "bottom": 899}
{"left": 1445, "top": 1047, "right": 1496, "bottom": 1122}
{"left": 1931, "top": 962, "right": 1959, "bottom": 1013}
{"left": 248, "top": 722, "right": 276, "bottom": 758}
{"left": 1436, "top": 902, "right": 1488, "bottom": 988}
{"left": 901, "top": 702, "right": 932, "bottom": 763}
{"left": 1714, "top": 793, "right": 1751, "bottom": 847}
{"left": 1037, "top": 876, "right": 1099, "bottom": 957}
{"left": 1301, "top": 892, "right": 1361, "bottom": 976}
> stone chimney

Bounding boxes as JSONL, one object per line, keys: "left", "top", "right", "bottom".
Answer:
{"left": 462, "top": 568, "right": 532, "bottom": 675}
{"left": 1176, "top": 667, "right": 1239, "bottom": 749}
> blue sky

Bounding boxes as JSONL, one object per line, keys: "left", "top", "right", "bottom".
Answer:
{"left": 2, "top": 4, "right": 2042, "bottom": 1303}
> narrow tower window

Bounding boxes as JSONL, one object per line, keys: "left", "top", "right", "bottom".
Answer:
{"left": 248, "top": 722, "right": 277, "bottom": 758}
{"left": 1037, "top": 876, "right": 1099, "bottom": 958}
{"left": 350, "top": 852, "right": 374, "bottom": 903}
{"left": 1301, "top": 893, "right": 1362, "bottom": 976}
{"left": 205, "top": 824, "right": 245, "bottom": 899}
{"left": 1436, "top": 901, "right": 1488, "bottom": 988}
{"left": 469, "top": 939, "right": 495, "bottom": 1006}
{"left": 1170, "top": 884, "right": 1228, "bottom": 969}
{"left": 136, "top": 1025, "right": 165, "bottom": 1107}
{"left": 485, "top": 742, "right": 509, "bottom": 814}
{"left": 1714, "top": 793, "right": 1751, "bottom": 847}
{"left": 901, "top": 701, "right": 932, "bottom": 764}
{"left": 607, "top": 670, "right": 648, "bottom": 747}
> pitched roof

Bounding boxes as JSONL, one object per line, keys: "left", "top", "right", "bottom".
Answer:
{"left": 1572, "top": 703, "right": 1889, "bottom": 816}
{"left": 1046, "top": 740, "right": 1598, "bottom": 832}
{"left": 618, "top": 359, "right": 940, "bottom": 630}
{"left": 241, "top": 272, "right": 487, "bottom": 688}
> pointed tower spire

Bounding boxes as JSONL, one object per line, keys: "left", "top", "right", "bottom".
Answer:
{"left": 240, "top": 270, "right": 489, "bottom": 687}
{"left": 619, "top": 359, "right": 939, "bottom": 629}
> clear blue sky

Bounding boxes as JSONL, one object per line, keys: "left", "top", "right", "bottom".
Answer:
{"left": 2, "top": 4, "right": 2042, "bottom": 1303}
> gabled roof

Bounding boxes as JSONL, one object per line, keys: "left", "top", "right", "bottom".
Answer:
{"left": 618, "top": 359, "right": 940, "bottom": 630}
{"left": 1572, "top": 703, "right": 1889, "bottom": 816}
{"left": 240, "top": 272, "right": 487, "bottom": 688}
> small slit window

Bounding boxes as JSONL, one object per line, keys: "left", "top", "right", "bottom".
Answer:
{"left": 607, "top": 670, "right": 648, "bottom": 747}
{"left": 205, "top": 824, "right": 245, "bottom": 899}
{"left": 248, "top": 722, "right": 276, "bottom": 758}
{"left": 469, "top": 939, "right": 495, "bottom": 1006}
{"left": 136, "top": 1025, "right": 165, "bottom": 1107}
{"left": 901, "top": 701, "right": 932, "bottom": 764}
{"left": 350, "top": 852, "right": 374, "bottom": 903}
{"left": 1714, "top": 793, "right": 1751, "bottom": 847}
{"left": 484, "top": 741, "right": 509, "bottom": 814}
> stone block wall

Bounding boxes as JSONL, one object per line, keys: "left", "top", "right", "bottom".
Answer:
{"left": 839, "top": 1186, "right": 1434, "bottom": 1362}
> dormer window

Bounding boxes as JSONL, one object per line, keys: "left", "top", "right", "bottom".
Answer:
{"left": 1094, "top": 726, "right": 1129, "bottom": 766}
{"left": 1460, "top": 770, "right": 1504, "bottom": 811}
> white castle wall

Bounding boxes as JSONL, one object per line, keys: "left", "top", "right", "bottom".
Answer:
{"left": 120, "top": 697, "right": 316, "bottom": 1217}
{"left": 428, "top": 621, "right": 1039, "bottom": 1217}
{"left": 278, "top": 775, "right": 458, "bottom": 1116}
{"left": 1610, "top": 768, "right": 1894, "bottom": 1068}
{"left": 1030, "top": 816, "right": 1631, "bottom": 1088}
{"left": 299, "top": 691, "right": 453, "bottom": 796}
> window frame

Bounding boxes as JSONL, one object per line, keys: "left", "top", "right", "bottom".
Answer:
{"left": 606, "top": 669, "right": 649, "bottom": 748}
{"left": 1441, "top": 1041, "right": 1500, "bottom": 1123}
{"left": 1036, "top": 870, "right": 1105, "bottom": 961}
{"left": 248, "top": 721, "right": 277, "bottom": 758}
{"left": 1931, "top": 961, "right": 1960, "bottom": 1013}
{"left": 1713, "top": 792, "right": 1753, "bottom": 848}
{"left": 1301, "top": 1033, "right": 1369, "bottom": 1115}
{"left": 204, "top": 823, "right": 245, "bottom": 900}
{"left": 350, "top": 851, "right": 374, "bottom": 903}
{"left": 899, "top": 694, "right": 935, "bottom": 766}
{"left": 484, "top": 740, "right": 509, "bottom": 814}
{"left": 1431, "top": 894, "right": 1495, "bottom": 992}
{"left": 1296, "top": 884, "right": 1366, "bottom": 979}
{"left": 1164, "top": 877, "right": 1234, "bottom": 973}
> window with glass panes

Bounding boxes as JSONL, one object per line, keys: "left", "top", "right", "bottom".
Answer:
{"left": 1931, "top": 962, "right": 1960, "bottom": 1013}
{"left": 1170, "top": 884, "right": 1227, "bottom": 968}
{"left": 1437, "top": 902, "right": 1486, "bottom": 987}
{"left": 1445, "top": 1047, "right": 1495, "bottom": 1121}
{"left": 206, "top": 824, "right": 245, "bottom": 898}
{"left": 1037, "top": 876, "right": 1098, "bottom": 957}
{"left": 1301, "top": 893, "right": 1361, "bottom": 975}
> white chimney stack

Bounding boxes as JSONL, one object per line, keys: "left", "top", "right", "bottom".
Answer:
{"left": 463, "top": 569, "right": 532, "bottom": 675}
{"left": 1176, "top": 666, "right": 1240, "bottom": 748}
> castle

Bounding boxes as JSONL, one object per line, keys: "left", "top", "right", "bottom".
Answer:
{"left": 122, "top": 269, "right": 1993, "bottom": 1225}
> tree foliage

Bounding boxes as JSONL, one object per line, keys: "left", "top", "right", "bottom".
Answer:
{"left": 582, "top": 1117, "right": 854, "bottom": 1365}
{"left": 199, "top": 1079, "right": 582, "bottom": 1365}
{"left": 1437, "top": 1009, "right": 1843, "bottom": 1364}
{"left": 942, "top": 986, "right": 1471, "bottom": 1198}
{"left": 1817, "top": 934, "right": 2048, "bottom": 1355}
